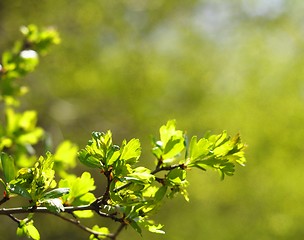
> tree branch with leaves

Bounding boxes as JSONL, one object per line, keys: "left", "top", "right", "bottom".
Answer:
{"left": 0, "top": 25, "right": 246, "bottom": 240}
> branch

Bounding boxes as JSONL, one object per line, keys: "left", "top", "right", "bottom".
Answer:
{"left": 112, "top": 163, "right": 187, "bottom": 193}
{"left": 111, "top": 222, "right": 127, "bottom": 240}
{"left": 151, "top": 163, "right": 186, "bottom": 175}
{"left": 0, "top": 196, "right": 9, "bottom": 206}
{"left": 0, "top": 204, "right": 124, "bottom": 223}
{"left": 0, "top": 204, "right": 124, "bottom": 239}
{"left": 49, "top": 212, "right": 113, "bottom": 238}
{"left": 7, "top": 214, "right": 21, "bottom": 224}
{"left": 0, "top": 205, "right": 90, "bottom": 215}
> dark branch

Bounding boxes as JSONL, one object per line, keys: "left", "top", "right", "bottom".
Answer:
{"left": 0, "top": 196, "right": 9, "bottom": 206}
{"left": 0, "top": 204, "right": 124, "bottom": 239}
{"left": 48, "top": 212, "right": 113, "bottom": 238}
{"left": 151, "top": 163, "right": 186, "bottom": 175}
{"left": 7, "top": 214, "right": 21, "bottom": 224}
{"left": 111, "top": 222, "right": 127, "bottom": 240}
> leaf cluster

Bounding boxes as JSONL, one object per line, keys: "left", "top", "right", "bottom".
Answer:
{"left": 0, "top": 25, "right": 246, "bottom": 240}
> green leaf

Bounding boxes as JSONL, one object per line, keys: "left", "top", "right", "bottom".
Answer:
{"left": 73, "top": 210, "right": 94, "bottom": 218}
{"left": 189, "top": 136, "right": 210, "bottom": 162}
{"left": 8, "top": 183, "right": 31, "bottom": 199}
{"left": 167, "top": 168, "right": 187, "bottom": 185}
{"left": 147, "top": 224, "right": 165, "bottom": 234}
{"left": 152, "top": 120, "right": 185, "bottom": 163}
{"left": 0, "top": 152, "right": 16, "bottom": 182}
{"left": 78, "top": 150, "right": 102, "bottom": 168}
{"left": 53, "top": 140, "right": 78, "bottom": 170}
{"left": 42, "top": 198, "right": 64, "bottom": 213}
{"left": 120, "top": 138, "right": 141, "bottom": 164}
{"left": 40, "top": 188, "right": 70, "bottom": 200}
{"left": 130, "top": 220, "right": 142, "bottom": 235}
{"left": 17, "top": 219, "right": 40, "bottom": 240}
{"left": 188, "top": 132, "right": 246, "bottom": 179}
{"left": 58, "top": 172, "right": 96, "bottom": 205}
{"left": 26, "top": 224, "right": 40, "bottom": 240}
{"left": 106, "top": 148, "right": 120, "bottom": 166}
{"left": 89, "top": 225, "right": 110, "bottom": 239}
{"left": 72, "top": 192, "right": 96, "bottom": 206}
{"left": 127, "top": 167, "right": 155, "bottom": 184}
{"left": 154, "top": 186, "right": 167, "bottom": 202}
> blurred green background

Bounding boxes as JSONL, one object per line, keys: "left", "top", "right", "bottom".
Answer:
{"left": 1, "top": 0, "right": 304, "bottom": 239}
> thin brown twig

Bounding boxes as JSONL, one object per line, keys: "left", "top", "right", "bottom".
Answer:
{"left": 110, "top": 222, "right": 127, "bottom": 240}
{"left": 0, "top": 196, "right": 9, "bottom": 206}
{"left": 7, "top": 214, "right": 21, "bottom": 224}
{"left": 48, "top": 212, "right": 112, "bottom": 238}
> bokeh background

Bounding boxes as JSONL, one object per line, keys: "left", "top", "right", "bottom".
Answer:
{"left": 1, "top": 0, "right": 304, "bottom": 239}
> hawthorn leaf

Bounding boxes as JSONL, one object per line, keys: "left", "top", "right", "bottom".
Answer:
{"left": 120, "top": 138, "right": 141, "bottom": 164}
{"left": 89, "top": 225, "right": 110, "bottom": 239}
{"left": 154, "top": 186, "right": 167, "bottom": 202}
{"left": 40, "top": 188, "right": 70, "bottom": 201}
{"left": 8, "top": 183, "right": 31, "bottom": 199}
{"left": 78, "top": 150, "right": 102, "bottom": 168}
{"left": 73, "top": 210, "right": 94, "bottom": 218}
{"left": 153, "top": 120, "right": 185, "bottom": 162}
{"left": 0, "top": 152, "right": 16, "bottom": 182}
{"left": 127, "top": 167, "right": 155, "bottom": 184}
{"left": 189, "top": 136, "right": 210, "bottom": 162}
{"left": 42, "top": 198, "right": 64, "bottom": 213}
{"left": 147, "top": 224, "right": 165, "bottom": 234}
{"left": 26, "top": 224, "right": 40, "bottom": 240}
{"left": 53, "top": 140, "right": 78, "bottom": 170}
{"left": 58, "top": 172, "right": 96, "bottom": 205}
{"left": 130, "top": 220, "right": 142, "bottom": 235}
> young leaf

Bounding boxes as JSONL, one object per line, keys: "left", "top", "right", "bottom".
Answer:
{"left": 16, "top": 219, "right": 40, "bottom": 240}
{"left": 127, "top": 167, "right": 155, "bottom": 184}
{"left": 41, "top": 198, "right": 64, "bottom": 213}
{"left": 89, "top": 225, "right": 110, "bottom": 239}
{"left": 40, "top": 188, "right": 70, "bottom": 201}
{"left": 58, "top": 172, "right": 96, "bottom": 206}
{"left": 130, "top": 220, "right": 142, "bottom": 235}
{"left": 152, "top": 120, "right": 185, "bottom": 163}
{"left": 120, "top": 138, "right": 141, "bottom": 164}
{"left": 53, "top": 140, "right": 78, "bottom": 171}
{"left": 147, "top": 223, "right": 165, "bottom": 234}
{"left": 8, "top": 183, "right": 32, "bottom": 199}
{"left": 73, "top": 210, "right": 94, "bottom": 218}
{"left": 0, "top": 152, "right": 16, "bottom": 182}
{"left": 26, "top": 224, "right": 40, "bottom": 240}
{"left": 189, "top": 136, "right": 210, "bottom": 162}
{"left": 78, "top": 150, "right": 102, "bottom": 168}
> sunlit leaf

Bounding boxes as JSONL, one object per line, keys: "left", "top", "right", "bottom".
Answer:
{"left": 147, "top": 224, "right": 165, "bottom": 234}
{"left": 26, "top": 224, "right": 40, "bottom": 240}
{"left": 78, "top": 150, "right": 102, "bottom": 168}
{"left": 89, "top": 225, "right": 110, "bottom": 239}
{"left": 120, "top": 138, "right": 141, "bottom": 164}
{"left": 0, "top": 152, "right": 16, "bottom": 182}
{"left": 42, "top": 198, "right": 64, "bottom": 213}
{"left": 8, "top": 183, "right": 31, "bottom": 199}
{"left": 73, "top": 210, "right": 94, "bottom": 218}
{"left": 127, "top": 167, "right": 155, "bottom": 184}
{"left": 40, "top": 188, "right": 70, "bottom": 200}
{"left": 53, "top": 140, "right": 78, "bottom": 170}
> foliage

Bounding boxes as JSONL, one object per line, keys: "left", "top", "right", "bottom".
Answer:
{"left": 0, "top": 25, "right": 246, "bottom": 239}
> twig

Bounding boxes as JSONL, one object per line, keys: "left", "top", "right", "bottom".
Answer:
{"left": 110, "top": 222, "right": 127, "bottom": 240}
{"left": 7, "top": 214, "right": 21, "bottom": 224}
{"left": 0, "top": 205, "right": 122, "bottom": 239}
{"left": 151, "top": 163, "right": 186, "bottom": 175}
{"left": 0, "top": 196, "right": 9, "bottom": 206}
{"left": 48, "top": 212, "right": 112, "bottom": 238}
